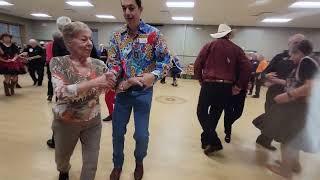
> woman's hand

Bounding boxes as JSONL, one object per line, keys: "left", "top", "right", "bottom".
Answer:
{"left": 267, "top": 73, "right": 286, "bottom": 85}
{"left": 274, "top": 93, "right": 291, "bottom": 104}
{"left": 93, "top": 72, "right": 116, "bottom": 89}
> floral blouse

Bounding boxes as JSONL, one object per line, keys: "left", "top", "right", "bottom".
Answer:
{"left": 50, "top": 55, "right": 108, "bottom": 123}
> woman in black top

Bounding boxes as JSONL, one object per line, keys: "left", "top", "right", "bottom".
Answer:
{"left": 0, "top": 33, "right": 26, "bottom": 96}
{"left": 262, "top": 40, "right": 319, "bottom": 179}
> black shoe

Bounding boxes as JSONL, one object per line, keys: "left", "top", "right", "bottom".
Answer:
{"left": 204, "top": 144, "right": 223, "bottom": 155}
{"left": 225, "top": 134, "right": 231, "bottom": 143}
{"left": 201, "top": 143, "right": 209, "bottom": 150}
{"left": 59, "top": 172, "right": 69, "bottom": 180}
{"left": 33, "top": 80, "right": 38, "bottom": 86}
{"left": 252, "top": 95, "right": 260, "bottom": 98}
{"left": 47, "top": 95, "right": 53, "bottom": 102}
{"left": 47, "top": 139, "right": 55, "bottom": 149}
{"left": 256, "top": 138, "right": 277, "bottom": 151}
{"left": 103, "top": 115, "right": 112, "bottom": 122}
{"left": 16, "top": 83, "right": 22, "bottom": 88}
{"left": 37, "top": 84, "right": 42, "bottom": 87}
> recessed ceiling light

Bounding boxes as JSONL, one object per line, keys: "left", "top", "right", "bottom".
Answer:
{"left": 289, "top": 1, "right": 320, "bottom": 8}
{"left": 261, "top": 18, "right": 292, "bottom": 23}
{"left": 0, "top": 1, "right": 13, "bottom": 6}
{"left": 66, "top": 1, "right": 94, "bottom": 7}
{"left": 166, "top": 1, "right": 195, "bottom": 8}
{"left": 31, "top": 13, "right": 52, "bottom": 18}
{"left": 96, "top": 15, "right": 116, "bottom": 19}
{"left": 172, "top": 16, "right": 193, "bottom": 21}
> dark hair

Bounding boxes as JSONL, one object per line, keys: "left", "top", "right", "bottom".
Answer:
{"left": 135, "top": 0, "right": 142, "bottom": 8}
{"left": 219, "top": 32, "right": 232, "bottom": 39}
{"left": 292, "top": 40, "right": 313, "bottom": 56}
{"left": 0, "top": 33, "right": 12, "bottom": 40}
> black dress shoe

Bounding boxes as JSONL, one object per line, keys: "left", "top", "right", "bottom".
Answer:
{"left": 201, "top": 143, "right": 209, "bottom": 150}
{"left": 16, "top": 83, "right": 22, "bottom": 88}
{"left": 225, "top": 134, "right": 231, "bottom": 143}
{"left": 103, "top": 115, "right": 112, "bottom": 122}
{"left": 59, "top": 172, "right": 69, "bottom": 180}
{"left": 204, "top": 144, "right": 223, "bottom": 155}
{"left": 252, "top": 95, "right": 260, "bottom": 98}
{"left": 47, "top": 139, "right": 55, "bottom": 149}
{"left": 47, "top": 95, "right": 53, "bottom": 102}
{"left": 256, "top": 139, "right": 277, "bottom": 151}
{"left": 33, "top": 80, "right": 38, "bottom": 86}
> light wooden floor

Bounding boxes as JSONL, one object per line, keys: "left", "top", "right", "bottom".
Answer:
{"left": 0, "top": 75, "right": 319, "bottom": 180}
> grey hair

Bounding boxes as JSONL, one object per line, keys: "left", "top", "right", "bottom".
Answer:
{"left": 28, "top": 39, "right": 37, "bottom": 44}
{"left": 52, "top": 31, "right": 62, "bottom": 41}
{"left": 62, "top": 21, "right": 92, "bottom": 49}
{"left": 56, "top": 16, "right": 72, "bottom": 32}
{"left": 291, "top": 40, "right": 313, "bottom": 56}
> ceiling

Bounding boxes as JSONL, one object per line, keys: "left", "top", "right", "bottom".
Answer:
{"left": 1, "top": 0, "right": 320, "bottom": 28}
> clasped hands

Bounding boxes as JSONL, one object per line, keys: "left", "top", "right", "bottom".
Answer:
{"left": 118, "top": 73, "right": 156, "bottom": 92}
{"left": 92, "top": 72, "right": 155, "bottom": 91}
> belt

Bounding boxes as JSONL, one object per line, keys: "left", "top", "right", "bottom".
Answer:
{"left": 204, "top": 79, "right": 233, "bottom": 84}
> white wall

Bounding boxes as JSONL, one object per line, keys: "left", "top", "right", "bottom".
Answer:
{"left": 29, "top": 20, "right": 320, "bottom": 65}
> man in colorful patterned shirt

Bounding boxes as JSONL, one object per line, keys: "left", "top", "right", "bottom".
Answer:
{"left": 108, "top": 0, "right": 170, "bottom": 180}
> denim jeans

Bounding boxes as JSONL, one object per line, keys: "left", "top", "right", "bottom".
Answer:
{"left": 112, "top": 87, "right": 153, "bottom": 168}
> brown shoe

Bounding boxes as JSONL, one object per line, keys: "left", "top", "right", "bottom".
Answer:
{"left": 110, "top": 168, "right": 122, "bottom": 180}
{"left": 134, "top": 163, "right": 144, "bottom": 180}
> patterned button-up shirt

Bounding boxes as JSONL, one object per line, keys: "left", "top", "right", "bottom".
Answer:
{"left": 108, "top": 20, "right": 170, "bottom": 80}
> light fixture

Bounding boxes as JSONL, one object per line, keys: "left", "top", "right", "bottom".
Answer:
{"left": 261, "top": 18, "right": 292, "bottom": 23}
{"left": 289, "top": 1, "right": 320, "bottom": 8}
{"left": 172, "top": 16, "right": 193, "bottom": 21}
{"left": 166, "top": 1, "right": 195, "bottom": 8}
{"left": 96, "top": 15, "right": 116, "bottom": 19}
{"left": 66, "top": 1, "right": 94, "bottom": 7}
{"left": 0, "top": 1, "right": 13, "bottom": 6}
{"left": 31, "top": 13, "right": 52, "bottom": 18}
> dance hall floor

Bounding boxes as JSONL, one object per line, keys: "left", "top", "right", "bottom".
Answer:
{"left": 0, "top": 75, "right": 319, "bottom": 180}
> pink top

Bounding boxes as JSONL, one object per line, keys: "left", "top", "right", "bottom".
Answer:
{"left": 45, "top": 41, "right": 53, "bottom": 64}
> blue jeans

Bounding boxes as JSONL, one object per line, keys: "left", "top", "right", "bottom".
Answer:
{"left": 112, "top": 88, "right": 153, "bottom": 168}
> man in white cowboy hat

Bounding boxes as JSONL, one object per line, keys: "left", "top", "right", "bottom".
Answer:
{"left": 194, "top": 23, "right": 251, "bottom": 155}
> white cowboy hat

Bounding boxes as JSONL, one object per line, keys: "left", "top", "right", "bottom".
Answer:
{"left": 210, "top": 24, "right": 232, "bottom": 39}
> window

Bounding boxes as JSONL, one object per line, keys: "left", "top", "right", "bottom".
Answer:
{"left": 0, "top": 22, "right": 22, "bottom": 46}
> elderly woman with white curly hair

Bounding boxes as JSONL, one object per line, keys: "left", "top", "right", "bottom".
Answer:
{"left": 50, "top": 21, "right": 116, "bottom": 180}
